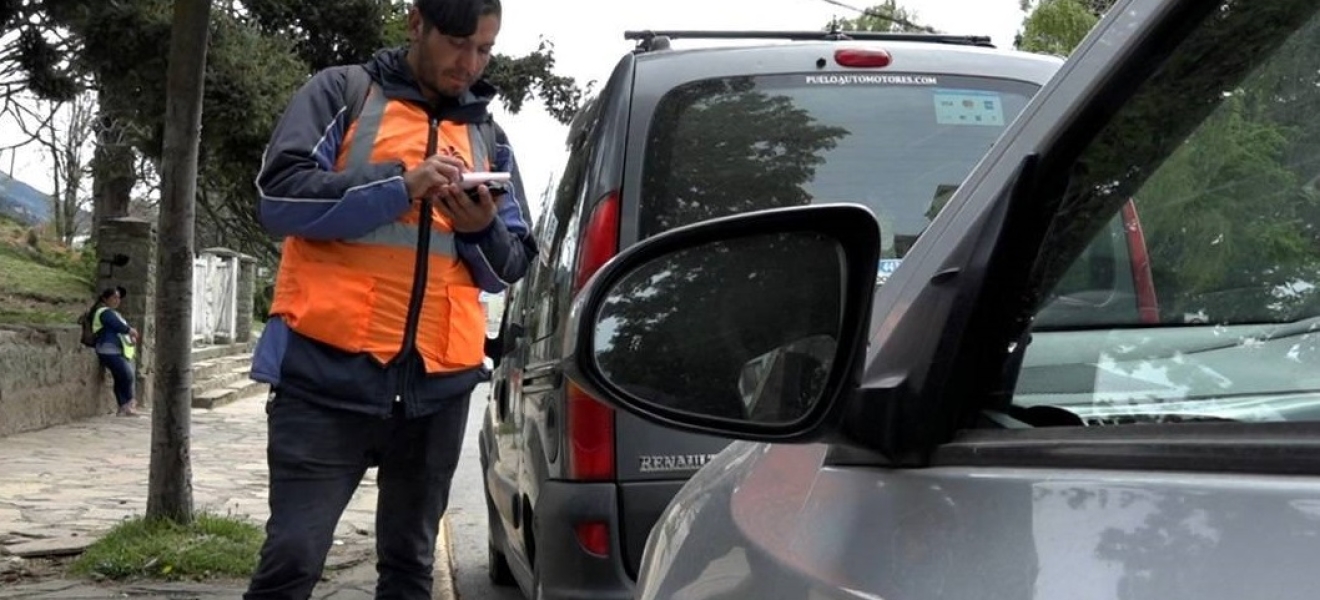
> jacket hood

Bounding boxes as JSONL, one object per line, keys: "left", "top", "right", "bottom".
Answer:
{"left": 363, "top": 46, "right": 500, "bottom": 123}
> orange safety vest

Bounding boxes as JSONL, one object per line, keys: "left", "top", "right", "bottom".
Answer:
{"left": 270, "top": 84, "right": 494, "bottom": 374}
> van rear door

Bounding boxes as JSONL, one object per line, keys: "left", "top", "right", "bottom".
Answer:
{"left": 612, "top": 41, "right": 1055, "bottom": 577}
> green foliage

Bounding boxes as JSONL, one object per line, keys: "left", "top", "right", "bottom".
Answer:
{"left": 16, "top": 26, "right": 78, "bottom": 100}
{"left": 70, "top": 513, "right": 263, "bottom": 581}
{"left": 486, "top": 40, "right": 593, "bottom": 124}
{"left": 242, "top": 0, "right": 398, "bottom": 72}
{"left": 826, "top": 0, "right": 932, "bottom": 33}
{"left": 9, "top": 0, "right": 590, "bottom": 265}
{"left": 202, "top": 16, "right": 307, "bottom": 166}
{"left": 1025, "top": 0, "right": 1320, "bottom": 323}
{"left": 0, "top": 216, "right": 93, "bottom": 325}
{"left": 589, "top": 77, "right": 849, "bottom": 402}
{"left": 639, "top": 77, "right": 850, "bottom": 235}
{"left": 1138, "top": 94, "right": 1307, "bottom": 298}
{"left": 0, "top": 0, "right": 19, "bottom": 28}
{"left": 238, "top": 0, "right": 589, "bottom": 123}
{"left": 1018, "top": 0, "right": 1115, "bottom": 15}
{"left": 1015, "top": 0, "right": 1099, "bottom": 55}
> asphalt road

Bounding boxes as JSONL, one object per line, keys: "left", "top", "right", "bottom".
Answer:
{"left": 448, "top": 382, "right": 525, "bottom": 600}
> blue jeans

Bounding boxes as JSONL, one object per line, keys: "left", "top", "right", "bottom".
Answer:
{"left": 97, "top": 353, "right": 134, "bottom": 407}
{"left": 244, "top": 392, "right": 471, "bottom": 600}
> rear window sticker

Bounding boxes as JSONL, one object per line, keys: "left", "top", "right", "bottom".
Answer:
{"left": 933, "top": 88, "right": 1006, "bottom": 126}
{"left": 877, "top": 259, "right": 903, "bottom": 284}
{"left": 805, "top": 74, "right": 938, "bottom": 86}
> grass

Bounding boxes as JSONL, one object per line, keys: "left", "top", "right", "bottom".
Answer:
{"left": 69, "top": 513, "right": 264, "bottom": 581}
{"left": 0, "top": 217, "right": 93, "bottom": 326}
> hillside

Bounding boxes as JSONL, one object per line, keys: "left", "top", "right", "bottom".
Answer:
{"left": 0, "top": 171, "right": 53, "bottom": 225}
{"left": 0, "top": 215, "right": 94, "bottom": 325}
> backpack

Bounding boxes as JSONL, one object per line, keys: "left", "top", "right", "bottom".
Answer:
{"left": 339, "top": 65, "right": 499, "bottom": 168}
{"left": 77, "top": 306, "right": 99, "bottom": 348}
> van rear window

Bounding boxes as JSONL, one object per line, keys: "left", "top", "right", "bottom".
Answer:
{"left": 639, "top": 73, "right": 1038, "bottom": 266}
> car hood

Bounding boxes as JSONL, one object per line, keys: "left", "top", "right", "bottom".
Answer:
{"left": 638, "top": 442, "right": 1320, "bottom": 600}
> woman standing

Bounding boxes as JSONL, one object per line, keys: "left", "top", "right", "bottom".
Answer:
{"left": 91, "top": 287, "right": 141, "bottom": 416}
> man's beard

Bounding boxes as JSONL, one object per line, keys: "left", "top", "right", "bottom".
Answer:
{"left": 418, "top": 53, "right": 468, "bottom": 99}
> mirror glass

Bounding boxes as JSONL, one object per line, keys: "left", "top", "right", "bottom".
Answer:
{"left": 592, "top": 231, "right": 846, "bottom": 425}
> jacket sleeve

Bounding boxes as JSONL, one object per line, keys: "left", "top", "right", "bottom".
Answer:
{"left": 100, "top": 309, "right": 130, "bottom": 334}
{"left": 455, "top": 124, "right": 539, "bottom": 294}
{"left": 255, "top": 67, "right": 412, "bottom": 241}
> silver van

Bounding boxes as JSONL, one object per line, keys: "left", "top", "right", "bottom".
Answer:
{"left": 481, "top": 29, "right": 1062, "bottom": 600}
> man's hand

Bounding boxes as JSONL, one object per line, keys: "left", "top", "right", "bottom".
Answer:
{"left": 128, "top": 328, "right": 140, "bottom": 344}
{"left": 436, "top": 184, "right": 498, "bottom": 233}
{"left": 403, "top": 155, "right": 466, "bottom": 199}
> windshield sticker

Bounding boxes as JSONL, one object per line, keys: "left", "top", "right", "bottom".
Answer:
{"left": 933, "top": 89, "right": 1006, "bottom": 126}
{"left": 877, "top": 259, "right": 903, "bottom": 285}
{"left": 805, "top": 74, "right": 938, "bottom": 86}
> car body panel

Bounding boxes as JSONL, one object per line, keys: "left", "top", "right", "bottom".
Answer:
{"left": 636, "top": 442, "right": 1320, "bottom": 600}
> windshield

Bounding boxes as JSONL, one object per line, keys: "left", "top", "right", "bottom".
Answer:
{"left": 638, "top": 72, "right": 1039, "bottom": 274}
{"left": 1012, "top": 2, "right": 1320, "bottom": 426}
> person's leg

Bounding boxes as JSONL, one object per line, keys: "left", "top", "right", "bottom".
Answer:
{"left": 245, "top": 394, "right": 376, "bottom": 600}
{"left": 98, "top": 354, "right": 135, "bottom": 414}
{"left": 115, "top": 356, "right": 136, "bottom": 414}
{"left": 374, "top": 395, "right": 472, "bottom": 600}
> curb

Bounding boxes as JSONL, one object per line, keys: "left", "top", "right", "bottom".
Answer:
{"left": 433, "top": 515, "right": 458, "bottom": 600}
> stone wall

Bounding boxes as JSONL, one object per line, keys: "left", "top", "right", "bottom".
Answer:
{"left": 0, "top": 325, "right": 114, "bottom": 437}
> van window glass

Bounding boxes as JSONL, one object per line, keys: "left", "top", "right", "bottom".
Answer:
{"left": 639, "top": 73, "right": 1037, "bottom": 281}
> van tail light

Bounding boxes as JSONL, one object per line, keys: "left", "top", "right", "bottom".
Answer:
{"left": 834, "top": 48, "right": 892, "bottom": 68}
{"left": 573, "top": 191, "right": 621, "bottom": 294}
{"left": 566, "top": 191, "right": 620, "bottom": 482}
{"left": 1121, "top": 200, "right": 1160, "bottom": 324}
{"left": 567, "top": 383, "right": 615, "bottom": 480}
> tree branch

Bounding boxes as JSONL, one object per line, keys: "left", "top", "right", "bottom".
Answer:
{"left": 820, "top": 0, "right": 939, "bottom": 34}
{"left": 1, "top": 93, "right": 59, "bottom": 152}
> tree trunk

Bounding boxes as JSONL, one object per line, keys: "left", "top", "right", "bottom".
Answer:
{"left": 60, "top": 182, "right": 79, "bottom": 246}
{"left": 91, "top": 103, "right": 135, "bottom": 228}
{"left": 146, "top": 0, "right": 212, "bottom": 525}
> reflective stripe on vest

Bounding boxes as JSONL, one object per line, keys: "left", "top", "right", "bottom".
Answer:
{"left": 344, "top": 86, "right": 389, "bottom": 170}
{"left": 339, "top": 84, "right": 494, "bottom": 259}
{"left": 344, "top": 85, "right": 494, "bottom": 172}
{"left": 342, "top": 221, "right": 457, "bottom": 257}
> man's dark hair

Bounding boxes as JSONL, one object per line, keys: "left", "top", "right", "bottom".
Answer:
{"left": 416, "top": 0, "right": 501, "bottom": 37}
{"left": 100, "top": 287, "right": 119, "bottom": 301}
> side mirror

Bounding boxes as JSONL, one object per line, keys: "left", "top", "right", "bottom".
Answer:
{"left": 564, "top": 204, "right": 880, "bottom": 442}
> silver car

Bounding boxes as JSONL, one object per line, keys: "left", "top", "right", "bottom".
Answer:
{"left": 561, "top": 0, "right": 1320, "bottom": 598}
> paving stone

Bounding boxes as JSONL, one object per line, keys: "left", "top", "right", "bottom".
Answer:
{"left": 0, "top": 555, "right": 28, "bottom": 574}
{"left": 0, "top": 391, "right": 458, "bottom": 598}
{"left": 7, "top": 537, "right": 93, "bottom": 558}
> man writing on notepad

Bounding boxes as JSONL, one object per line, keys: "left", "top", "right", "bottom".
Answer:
{"left": 244, "top": 0, "right": 536, "bottom": 597}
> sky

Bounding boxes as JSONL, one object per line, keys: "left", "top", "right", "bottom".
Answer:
{"left": 0, "top": 0, "right": 1028, "bottom": 219}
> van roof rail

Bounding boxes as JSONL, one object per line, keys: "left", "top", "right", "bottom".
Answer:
{"left": 624, "top": 30, "right": 995, "bottom": 52}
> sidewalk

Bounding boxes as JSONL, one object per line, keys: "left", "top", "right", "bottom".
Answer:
{"left": 0, "top": 393, "right": 456, "bottom": 599}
